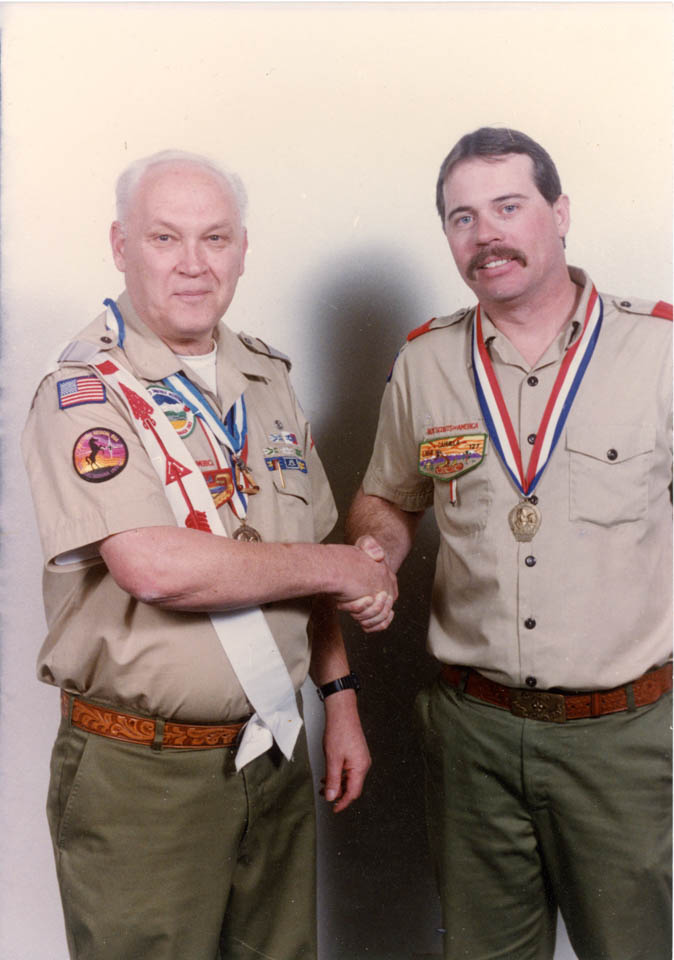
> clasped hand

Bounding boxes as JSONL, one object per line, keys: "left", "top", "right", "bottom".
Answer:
{"left": 336, "top": 536, "right": 398, "bottom": 632}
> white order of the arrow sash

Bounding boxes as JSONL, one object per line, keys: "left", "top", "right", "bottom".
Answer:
{"left": 91, "top": 349, "right": 302, "bottom": 768}
{"left": 471, "top": 286, "right": 603, "bottom": 497}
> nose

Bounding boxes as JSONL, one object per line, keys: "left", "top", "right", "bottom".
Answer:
{"left": 177, "top": 240, "right": 208, "bottom": 276}
{"left": 474, "top": 212, "right": 503, "bottom": 246}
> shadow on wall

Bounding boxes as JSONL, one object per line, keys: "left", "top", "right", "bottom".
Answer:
{"left": 307, "top": 247, "right": 443, "bottom": 960}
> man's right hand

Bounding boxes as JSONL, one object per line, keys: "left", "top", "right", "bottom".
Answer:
{"left": 333, "top": 537, "right": 398, "bottom": 633}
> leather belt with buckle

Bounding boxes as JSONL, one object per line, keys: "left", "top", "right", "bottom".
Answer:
{"left": 61, "top": 692, "right": 247, "bottom": 749}
{"left": 440, "top": 663, "right": 672, "bottom": 723}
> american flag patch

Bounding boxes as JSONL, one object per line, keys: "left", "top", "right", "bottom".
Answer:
{"left": 57, "top": 376, "right": 106, "bottom": 409}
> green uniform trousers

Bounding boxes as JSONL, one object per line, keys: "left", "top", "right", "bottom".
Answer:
{"left": 416, "top": 677, "right": 672, "bottom": 960}
{"left": 47, "top": 709, "right": 317, "bottom": 960}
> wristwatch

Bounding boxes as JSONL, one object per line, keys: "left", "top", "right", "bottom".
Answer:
{"left": 316, "top": 671, "right": 361, "bottom": 702}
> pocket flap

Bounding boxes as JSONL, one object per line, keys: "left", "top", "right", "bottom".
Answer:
{"left": 566, "top": 423, "right": 655, "bottom": 463}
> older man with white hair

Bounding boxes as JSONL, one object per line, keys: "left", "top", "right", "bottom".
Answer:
{"left": 22, "top": 150, "right": 396, "bottom": 960}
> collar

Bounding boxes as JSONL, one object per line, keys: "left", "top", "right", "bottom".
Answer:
{"left": 93, "top": 292, "right": 272, "bottom": 412}
{"left": 472, "top": 266, "right": 594, "bottom": 371}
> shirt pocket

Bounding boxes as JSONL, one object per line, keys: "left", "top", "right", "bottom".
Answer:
{"left": 567, "top": 422, "right": 655, "bottom": 525}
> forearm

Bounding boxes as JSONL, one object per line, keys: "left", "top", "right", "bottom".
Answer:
{"left": 308, "top": 596, "right": 351, "bottom": 685}
{"left": 345, "top": 487, "right": 422, "bottom": 573}
{"left": 99, "top": 525, "right": 394, "bottom": 613}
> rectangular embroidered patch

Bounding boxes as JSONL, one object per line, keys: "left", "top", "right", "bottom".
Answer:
{"left": 58, "top": 376, "right": 106, "bottom": 409}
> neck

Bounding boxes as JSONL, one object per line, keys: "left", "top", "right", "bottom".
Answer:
{"left": 481, "top": 271, "right": 582, "bottom": 367}
{"left": 166, "top": 334, "right": 216, "bottom": 357}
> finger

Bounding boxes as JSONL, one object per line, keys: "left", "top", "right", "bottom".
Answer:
{"left": 323, "top": 760, "right": 346, "bottom": 804}
{"left": 332, "top": 766, "right": 368, "bottom": 814}
{"left": 360, "top": 610, "right": 395, "bottom": 633}
{"left": 354, "top": 592, "right": 393, "bottom": 624}
{"left": 355, "top": 535, "right": 385, "bottom": 562}
{"left": 337, "top": 595, "right": 374, "bottom": 614}
{"left": 351, "top": 591, "right": 390, "bottom": 617}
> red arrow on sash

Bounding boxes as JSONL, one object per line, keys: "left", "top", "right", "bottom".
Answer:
{"left": 116, "top": 379, "right": 212, "bottom": 534}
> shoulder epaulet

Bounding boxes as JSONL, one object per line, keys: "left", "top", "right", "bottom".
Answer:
{"left": 406, "top": 318, "right": 436, "bottom": 342}
{"left": 405, "top": 307, "right": 472, "bottom": 343}
{"left": 611, "top": 296, "right": 673, "bottom": 322}
{"left": 238, "top": 332, "right": 292, "bottom": 369}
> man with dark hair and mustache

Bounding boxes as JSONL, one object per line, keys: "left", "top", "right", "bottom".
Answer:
{"left": 346, "top": 127, "right": 672, "bottom": 960}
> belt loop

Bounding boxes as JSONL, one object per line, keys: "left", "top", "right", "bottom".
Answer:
{"left": 151, "top": 717, "right": 166, "bottom": 752}
{"left": 458, "top": 668, "right": 470, "bottom": 694}
{"left": 590, "top": 693, "right": 602, "bottom": 717}
{"left": 61, "top": 691, "right": 74, "bottom": 725}
{"left": 625, "top": 683, "right": 637, "bottom": 713}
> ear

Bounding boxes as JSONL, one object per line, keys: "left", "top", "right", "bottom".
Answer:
{"left": 553, "top": 194, "right": 571, "bottom": 241}
{"left": 110, "top": 221, "right": 127, "bottom": 272}
{"left": 239, "top": 228, "right": 249, "bottom": 277}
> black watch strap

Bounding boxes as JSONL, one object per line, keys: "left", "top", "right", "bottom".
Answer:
{"left": 317, "top": 671, "right": 361, "bottom": 702}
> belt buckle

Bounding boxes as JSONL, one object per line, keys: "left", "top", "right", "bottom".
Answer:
{"left": 510, "top": 690, "right": 566, "bottom": 723}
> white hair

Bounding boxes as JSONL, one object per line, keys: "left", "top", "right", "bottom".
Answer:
{"left": 115, "top": 149, "right": 248, "bottom": 228}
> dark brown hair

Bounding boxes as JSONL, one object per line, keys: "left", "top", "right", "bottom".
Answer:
{"left": 436, "top": 127, "right": 563, "bottom": 223}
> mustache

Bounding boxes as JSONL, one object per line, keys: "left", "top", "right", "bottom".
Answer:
{"left": 468, "top": 246, "right": 527, "bottom": 278}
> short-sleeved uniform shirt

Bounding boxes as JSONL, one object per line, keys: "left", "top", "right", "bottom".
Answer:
{"left": 363, "top": 267, "right": 672, "bottom": 691}
{"left": 23, "top": 292, "right": 337, "bottom": 722}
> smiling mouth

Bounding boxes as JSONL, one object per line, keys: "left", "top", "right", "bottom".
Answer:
{"left": 482, "top": 258, "right": 512, "bottom": 270}
{"left": 468, "top": 247, "right": 527, "bottom": 279}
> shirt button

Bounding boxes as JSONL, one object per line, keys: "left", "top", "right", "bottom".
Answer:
{"left": 527, "top": 375, "right": 539, "bottom": 387}
{"left": 527, "top": 433, "right": 536, "bottom": 445}
{"left": 527, "top": 495, "right": 539, "bottom": 505}
{"left": 607, "top": 449, "right": 618, "bottom": 461}
{"left": 100, "top": 336, "right": 112, "bottom": 344}
{"left": 526, "top": 676, "right": 537, "bottom": 688}
{"left": 524, "top": 618, "right": 536, "bottom": 630}
{"left": 525, "top": 555, "right": 536, "bottom": 567}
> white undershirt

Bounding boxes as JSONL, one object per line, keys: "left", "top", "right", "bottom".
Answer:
{"left": 176, "top": 341, "right": 218, "bottom": 396}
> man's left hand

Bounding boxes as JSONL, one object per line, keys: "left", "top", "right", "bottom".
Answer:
{"left": 321, "top": 690, "right": 371, "bottom": 813}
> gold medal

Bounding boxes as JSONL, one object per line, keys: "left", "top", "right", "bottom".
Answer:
{"left": 508, "top": 501, "right": 542, "bottom": 542}
{"left": 233, "top": 521, "right": 263, "bottom": 543}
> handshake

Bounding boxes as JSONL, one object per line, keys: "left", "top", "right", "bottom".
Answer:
{"left": 333, "top": 535, "right": 398, "bottom": 633}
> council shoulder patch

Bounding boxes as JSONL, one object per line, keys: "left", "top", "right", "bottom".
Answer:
{"left": 73, "top": 428, "right": 128, "bottom": 483}
{"left": 418, "top": 433, "right": 487, "bottom": 480}
{"left": 146, "top": 384, "right": 196, "bottom": 438}
{"left": 57, "top": 376, "right": 106, "bottom": 409}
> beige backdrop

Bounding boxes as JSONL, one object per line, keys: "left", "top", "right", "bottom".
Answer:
{"left": 1, "top": 3, "right": 671, "bottom": 959}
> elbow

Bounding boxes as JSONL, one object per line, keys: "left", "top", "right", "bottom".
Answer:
{"left": 110, "top": 562, "right": 181, "bottom": 608}
{"left": 100, "top": 532, "right": 188, "bottom": 608}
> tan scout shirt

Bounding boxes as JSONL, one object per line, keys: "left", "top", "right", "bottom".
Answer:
{"left": 363, "top": 268, "right": 672, "bottom": 691}
{"left": 23, "top": 292, "right": 337, "bottom": 722}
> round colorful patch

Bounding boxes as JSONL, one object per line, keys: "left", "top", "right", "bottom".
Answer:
{"left": 73, "top": 428, "right": 128, "bottom": 483}
{"left": 146, "top": 384, "right": 195, "bottom": 438}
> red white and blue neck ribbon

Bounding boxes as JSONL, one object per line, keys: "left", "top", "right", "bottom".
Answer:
{"left": 471, "top": 287, "right": 603, "bottom": 497}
